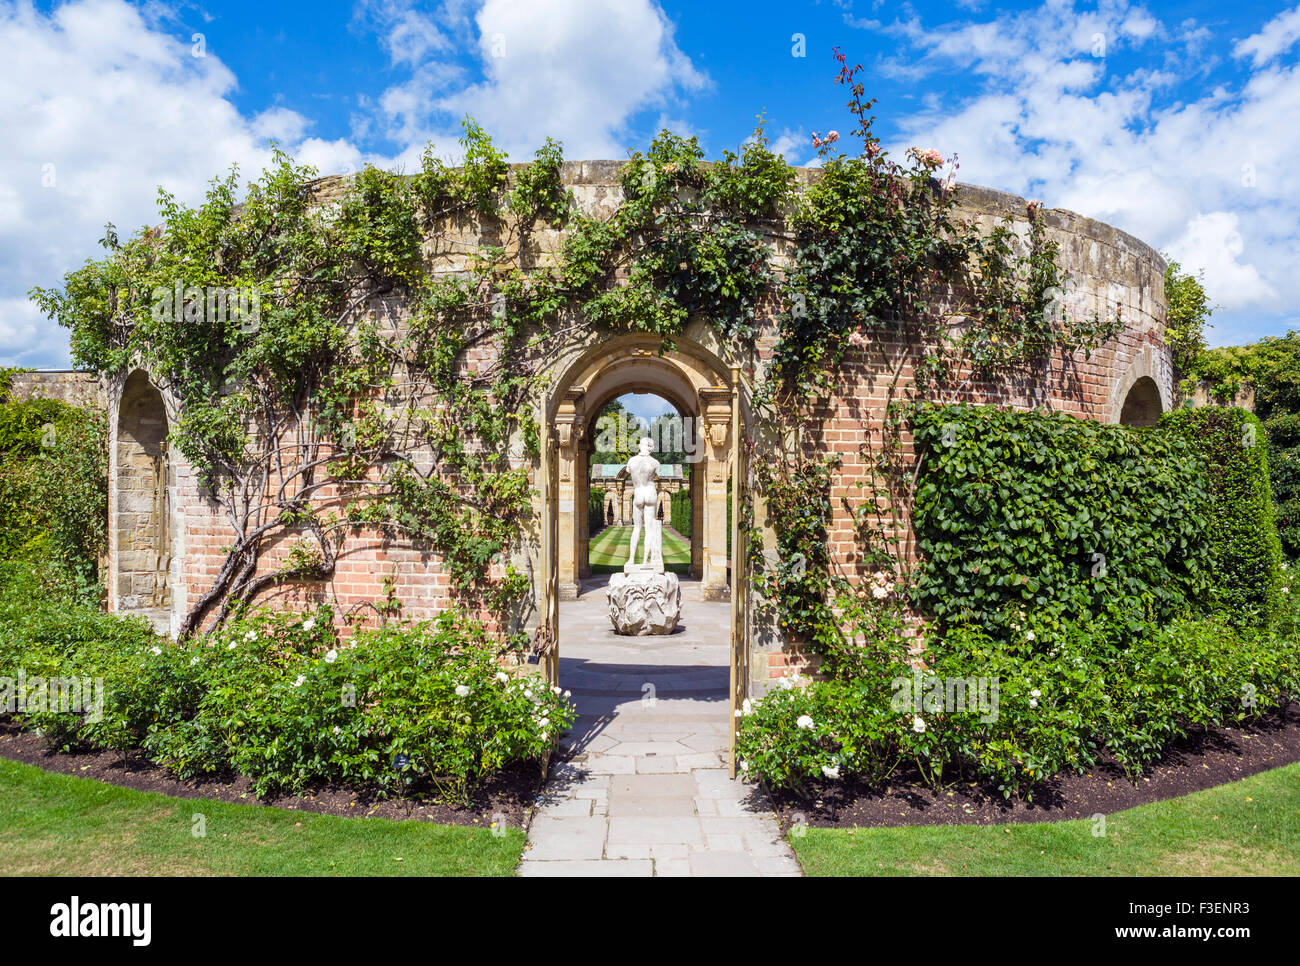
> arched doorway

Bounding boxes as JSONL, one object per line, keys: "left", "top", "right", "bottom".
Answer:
{"left": 114, "top": 370, "right": 173, "bottom": 633}
{"left": 583, "top": 392, "right": 696, "bottom": 579}
{"left": 547, "top": 336, "right": 737, "bottom": 602}
{"left": 538, "top": 332, "right": 750, "bottom": 773}
{"left": 1119, "top": 375, "right": 1163, "bottom": 427}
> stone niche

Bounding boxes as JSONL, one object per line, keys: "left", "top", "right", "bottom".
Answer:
{"left": 113, "top": 370, "right": 173, "bottom": 633}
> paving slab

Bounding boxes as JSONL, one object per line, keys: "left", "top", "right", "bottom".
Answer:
{"left": 519, "top": 578, "right": 802, "bottom": 878}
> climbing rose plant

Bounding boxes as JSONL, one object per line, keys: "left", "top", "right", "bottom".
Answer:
{"left": 30, "top": 53, "right": 1116, "bottom": 652}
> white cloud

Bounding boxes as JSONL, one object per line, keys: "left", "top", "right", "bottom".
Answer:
{"left": 1234, "top": 5, "right": 1300, "bottom": 67}
{"left": 370, "top": 0, "right": 708, "bottom": 161}
{"left": 866, "top": 0, "right": 1300, "bottom": 344}
{"left": 0, "top": 0, "right": 369, "bottom": 366}
{"left": 1, "top": 0, "right": 707, "bottom": 367}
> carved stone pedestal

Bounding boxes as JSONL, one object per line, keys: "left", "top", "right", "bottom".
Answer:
{"left": 607, "top": 570, "right": 681, "bottom": 636}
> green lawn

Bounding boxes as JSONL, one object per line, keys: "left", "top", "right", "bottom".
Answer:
{"left": 0, "top": 758, "right": 523, "bottom": 876}
{"left": 791, "top": 762, "right": 1300, "bottom": 876}
{"left": 589, "top": 524, "right": 691, "bottom": 574}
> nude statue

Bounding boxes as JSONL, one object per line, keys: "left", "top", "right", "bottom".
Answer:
{"left": 625, "top": 437, "right": 661, "bottom": 570}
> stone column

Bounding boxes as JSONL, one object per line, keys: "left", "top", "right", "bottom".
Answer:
{"left": 554, "top": 388, "right": 585, "bottom": 600}
{"left": 699, "top": 386, "right": 732, "bottom": 600}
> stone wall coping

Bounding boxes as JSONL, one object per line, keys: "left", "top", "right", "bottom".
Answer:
{"left": 303, "top": 160, "right": 1166, "bottom": 277}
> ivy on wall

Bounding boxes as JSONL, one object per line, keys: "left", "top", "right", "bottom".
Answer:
{"left": 1161, "top": 407, "right": 1283, "bottom": 624}
{"left": 749, "top": 52, "right": 1123, "bottom": 662}
{"left": 910, "top": 404, "right": 1213, "bottom": 643}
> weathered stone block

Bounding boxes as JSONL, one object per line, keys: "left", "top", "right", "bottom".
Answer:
{"left": 607, "top": 571, "right": 681, "bottom": 635}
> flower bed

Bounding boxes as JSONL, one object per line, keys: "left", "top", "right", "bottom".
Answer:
{"left": 0, "top": 562, "right": 573, "bottom": 804}
{"left": 736, "top": 602, "right": 1300, "bottom": 800}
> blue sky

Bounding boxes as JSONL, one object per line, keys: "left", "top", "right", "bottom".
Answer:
{"left": 3, "top": 0, "right": 1299, "bottom": 366}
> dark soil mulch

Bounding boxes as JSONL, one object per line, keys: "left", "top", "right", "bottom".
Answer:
{"left": 770, "top": 704, "right": 1300, "bottom": 830}
{"left": 0, "top": 718, "right": 544, "bottom": 828}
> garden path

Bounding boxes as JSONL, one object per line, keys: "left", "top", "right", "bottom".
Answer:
{"left": 519, "top": 577, "right": 801, "bottom": 876}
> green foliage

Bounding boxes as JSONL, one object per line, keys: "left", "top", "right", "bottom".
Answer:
{"left": 0, "top": 395, "right": 106, "bottom": 588}
{"left": 910, "top": 403, "right": 1212, "bottom": 640}
{"left": 1164, "top": 260, "right": 1212, "bottom": 377}
{"left": 0, "top": 563, "right": 573, "bottom": 804}
{"left": 588, "top": 485, "right": 606, "bottom": 535}
{"left": 1187, "top": 331, "right": 1300, "bottom": 557}
{"left": 752, "top": 454, "right": 840, "bottom": 651}
{"left": 1160, "top": 407, "right": 1283, "bottom": 623}
{"left": 670, "top": 488, "right": 692, "bottom": 538}
{"left": 737, "top": 606, "right": 1300, "bottom": 799}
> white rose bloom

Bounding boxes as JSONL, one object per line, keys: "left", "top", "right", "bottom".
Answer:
{"left": 796, "top": 714, "right": 814, "bottom": 730}
{"left": 552, "top": 685, "right": 561, "bottom": 695}
{"left": 538, "top": 717, "right": 549, "bottom": 728}
{"left": 871, "top": 585, "right": 889, "bottom": 600}
{"left": 563, "top": 690, "right": 571, "bottom": 699}
{"left": 293, "top": 675, "right": 305, "bottom": 687}
{"left": 741, "top": 698, "right": 752, "bottom": 715}
{"left": 739, "top": 760, "right": 749, "bottom": 773}
{"left": 1031, "top": 689, "right": 1041, "bottom": 697}
{"left": 332, "top": 726, "right": 341, "bottom": 735}
{"left": 324, "top": 649, "right": 338, "bottom": 664}
{"left": 524, "top": 689, "right": 533, "bottom": 699}
{"left": 495, "top": 671, "right": 509, "bottom": 683}
{"left": 821, "top": 765, "right": 840, "bottom": 779}
{"left": 1026, "top": 630, "right": 1036, "bottom": 641}
{"left": 244, "top": 630, "right": 257, "bottom": 642}
{"left": 303, "top": 618, "right": 316, "bottom": 632}
{"left": 1029, "top": 698, "right": 1038, "bottom": 709}
{"left": 227, "top": 642, "right": 238, "bottom": 650}
{"left": 190, "top": 656, "right": 200, "bottom": 666}
{"left": 912, "top": 716, "right": 926, "bottom": 733}
{"left": 150, "top": 646, "right": 162, "bottom": 656}
{"left": 734, "top": 709, "right": 743, "bottom": 718}
{"left": 455, "top": 684, "right": 471, "bottom": 698}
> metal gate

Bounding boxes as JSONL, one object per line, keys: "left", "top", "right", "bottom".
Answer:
{"left": 727, "top": 365, "right": 749, "bottom": 777}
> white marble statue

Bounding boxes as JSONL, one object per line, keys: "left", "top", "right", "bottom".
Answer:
{"left": 607, "top": 436, "right": 680, "bottom": 634}
{"left": 625, "top": 437, "right": 663, "bottom": 572}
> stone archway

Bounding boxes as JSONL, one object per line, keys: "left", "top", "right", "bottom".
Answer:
{"left": 112, "top": 370, "right": 174, "bottom": 633}
{"left": 1119, "top": 376, "right": 1163, "bottom": 427}
{"left": 1109, "top": 344, "right": 1171, "bottom": 427}
{"left": 548, "top": 335, "right": 737, "bottom": 602}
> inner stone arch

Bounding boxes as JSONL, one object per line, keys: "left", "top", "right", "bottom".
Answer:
{"left": 114, "top": 370, "right": 173, "bottom": 632}
{"left": 1119, "top": 375, "right": 1163, "bottom": 427}
{"left": 585, "top": 391, "right": 698, "bottom": 579}
{"left": 548, "top": 335, "right": 736, "bottom": 602}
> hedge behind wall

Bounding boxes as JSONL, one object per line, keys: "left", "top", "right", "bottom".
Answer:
{"left": 911, "top": 404, "right": 1214, "bottom": 640}
{"left": 1161, "top": 406, "right": 1284, "bottom": 624}
{"left": 671, "top": 489, "right": 692, "bottom": 538}
{"left": 589, "top": 486, "right": 606, "bottom": 536}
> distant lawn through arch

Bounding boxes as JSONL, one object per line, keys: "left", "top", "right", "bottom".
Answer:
{"left": 588, "top": 525, "right": 691, "bottom": 575}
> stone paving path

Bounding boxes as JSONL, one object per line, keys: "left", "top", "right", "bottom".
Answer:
{"left": 519, "top": 577, "right": 801, "bottom": 877}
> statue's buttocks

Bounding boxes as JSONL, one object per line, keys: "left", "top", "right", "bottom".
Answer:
{"left": 624, "top": 438, "right": 663, "bottom": 573}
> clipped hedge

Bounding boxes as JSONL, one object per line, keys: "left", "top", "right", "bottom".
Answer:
{"left": 670, "top": 488, "right": 692, "bottom": 537}
{"left": 588, "top": 485, "right": 606, "bottom": 535}
{"left": 1161, "top": 406, "right": 1283, "bottom": 623}
{"left": 911, "top": 403, "right": 1213, "bottom": 638}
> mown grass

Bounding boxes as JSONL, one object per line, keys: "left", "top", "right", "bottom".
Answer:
{"left": 588, "top": 524, "right": 691, "bottom": 574}
{"left": 0, "top": 758, "right": 524, "bottom": 876}
{"left": 791, "top": 762, "right": 1300, "bottom": 876}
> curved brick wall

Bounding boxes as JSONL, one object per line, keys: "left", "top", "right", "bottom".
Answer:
{"left": 90, "top": 162, "right": 1170, "bottom": 653}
